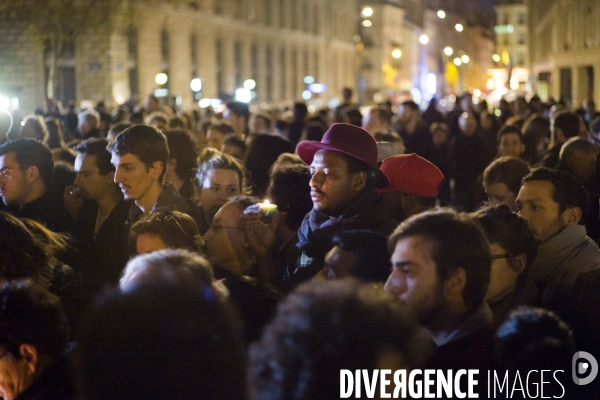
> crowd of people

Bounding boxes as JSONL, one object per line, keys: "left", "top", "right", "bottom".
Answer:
{"left": 0, "top": 88, "right": 599, "bottom": 399}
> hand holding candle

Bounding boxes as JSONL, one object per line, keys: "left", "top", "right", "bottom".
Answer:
{"left": 258, "top": 200, "right": 277, "bottom": 216}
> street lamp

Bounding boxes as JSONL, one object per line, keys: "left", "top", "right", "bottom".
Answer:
{"left": 461, "top": 55, "right": 469, "bottom": 63}
{"left": 392, "top": 49, "right": 402, "bottom": 59}
{"left": 243, "top": 79, "right": 256, "bottom": 90}
{"left": 419, "top": 35, "right": 429, "bottom": 45}
{"left": 437, "top": 10, "right": 446, "bottom": 18}
{"left": 455, "top": 24, "right": 464, "bottom": 32}
{"left": 155, "top": 73, "right": 168, "bottom": 85}
{"left": 362, "top": 20, "right": 372, "bottom": 27}
{"left": 453, "top": 58, "right": 462, "bottom": 66}
{"left": 443, "top": 47, "right": 453, "bottom": 56}
{"left": 361, "top": 7, "right": 373, "bottom": 17}
{"left": 190, "top": 78, "right": 202, "bottom": 92}
{"left": 492, "top": 54, "right": 500, "bottom": 62}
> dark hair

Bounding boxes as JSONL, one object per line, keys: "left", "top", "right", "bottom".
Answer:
{"left": 244, "top": 134, "right": 295, "bottom": 198}
{"left": 370, "top": 106, "right": 392, "bottom": 125}
{"left": 108, "top": 122, "right": 133, "bottom": 139}
{"left": 44, "top": 117, "right": 65, "bottom": 149}
{"left": 341, "top": 107, "right": 363, "bottom": 127}
{"left": 0, "top": 138, "right": 54, "bottom": 186}
{"left": 107, "top": 125, "right": 169, "bottom": 183}
{"left": 75, "top": 138, "right": 114, "bottom": 175}
{"left": 388, "top": 209, "right": 492, "bottom": 311}
{"left": 228, "top": 195, "right": 261, "bottom": 213}
{"left": 553, "top": 112, "right": 581, "bottom": 140}
{"left": 196, "top": 152, "right": 250, "bottom": 195}
{"left": 339, "top": 152, "right": 379, "bottom": 190}
{"left": 292, "top": 102, "right": 308, "bottom": 122}
{"left": 471, "top": 204, "right": 537, "bottom": 275}
{"left": 248, "top": 279, "right": 419, "bottom": 400}
{"left": 226, "top": 101, "right": 250, "bottom": 119}
{"left": 483, "top": 156, "right": 530, "bottom": 196}
{"left": 401, "top": 100, "right": 420, "bottom": 112}
{"left": 164, "top": 129, "right": 199, "bottom": 181}
{"left": 223, "top": 135, "right": 246, "bottom": 156}
{"left": 129, "top": 210, "right": 204, "bottom": 254}
{"left": 20, "top": 115, "right": 49, "bottom": 142}
{"left": 76, "top": 283, "right": 246, "bottom": 400}
{"left": 497, "top": 124, "right": 523, "bottom": 143}
{"left": 494, "top": 307, "right": 575, "bottom": 371}
{"left": 168, "top": 116, "right": 185, "bottom": 129}
{"left": 332, "top": 229, "right": 390, "bottom": 283}
{"left": 0, "top": 280, "right": 69, "bottom": 359}
{"left": 522, "top": 115, "right": 550, "bottom": 164}
{"left": 209, "top": 122, "right": 235, "bottom": 135}
{"left": 522, "top": 167, "right": 587, "bottom": 218}
{"left": 0, "top": 213, "right": 68, "bottom": 289}
{"left": 270, "top": 164, "right": 312, "bottom": 230}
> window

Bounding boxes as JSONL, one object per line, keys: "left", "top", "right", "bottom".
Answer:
{"left": 518, "top": 13, "right": 525, "bottom": 24}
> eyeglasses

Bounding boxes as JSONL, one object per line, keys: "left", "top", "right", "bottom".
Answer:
{"left": 210, "top": 222, "right": 244, "bottom": 232}
{"left": 492, "top": 253, "right": 516, "bottom": 260}
{"left": 156, "top": 210, "right": 188, "bottom": 237}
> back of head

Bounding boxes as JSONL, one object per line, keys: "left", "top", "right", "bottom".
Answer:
{"left": 559, "top": 137, "right": 598, "bottom": 165}
{"left": 494, "top": 307, "right": 575, "bottom": 371}
{"left": 0, "top": 280, "right": 69, "bottom": 360}
{"left": 107, "top": 124, "right": 169, "bottom": 182}
{"left": 120, "top": 249, "right": 214, "bottom": 293}
{"left": 389, "top": 209, "right": 492, "bottom": 311}
{"left": 226, "top": 101, "right": 250, "bottom": 120}
{"left": 401, "top": 100, "right": 420, "bottom": 113}
{"left": 554, "top": 112, "right": 582, "bottom": 141}
{"left": 249, "top": 279, "right": 419, "bottom": 400}
{"left": 244, "top": 134, "right": 295, "bottom": 196}
{"left": 522, "top": 167, "right": 587, "bottom": 219}
{"left": 270, "top": 164, "right": 312, "bottom": 231}
{"left": 332, "top": 229, "right": 390, "bottom": 282}
{"left": 20, "top": 114, "right": 49, "bottom": 142}
{"left": 0, "top": 138, "right": 54, "bottom": 187}
{"left": 107, "top": 121, "right": 133, "bottom": 141}
{"left": 163, "top": 129, "right": 200, "bottom": 181}
{"left": 483, "top": 156, "right": 530, "bottom": 196}
{"left": 76, "top": 283, "right": 246, "bottom": 400}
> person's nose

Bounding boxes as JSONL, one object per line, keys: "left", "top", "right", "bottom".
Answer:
{"left": 203, "top": 228, "right": 214, "bottom": 242}
{"left": 384, "top": 270, "right": 406, "bottom": 296}
{"left": 309, "top": 171, "right": 324, "bottom": 188}
{"left": 114, "top": 168, "right": 124, "bottom": 184}
{"left": 74, "top": 173, "right": 83, "bottom": 186}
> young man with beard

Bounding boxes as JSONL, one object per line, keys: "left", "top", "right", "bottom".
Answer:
{"left": 516, "top": 167, "right": 600, "bottom": 311}
{"left": 64, "top": 138, "right": 132, "bottom": 294}
{"left": 295, "top": 123, "right": 397, "bottom": 282}
{"left": 384, "top": 209, "right": 494, "bottom": 395}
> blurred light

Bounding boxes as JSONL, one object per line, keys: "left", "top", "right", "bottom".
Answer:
{"left": 427, "top": 73, "right": 437, "bottom": 95}
{"left": 453, "top": 58, "right": 462, "bottom": 66}
{"left": 308, "top": 105, "right": 316, "bottom": 113}
{"left": 443, "top": 47, "right": 453, "bottom": 56}
{"left": 481, "top": 93, "right": 487, "bottom": 100}
{"left": 499, "top": 87, "right": 508, "bottom": 95}
{"left": 260, "top": 102, "right": 269, "bottom": 110}
{"left": 243, "top": 79, "right": 256, "bottom": 90}
{"left": 154, "top": 88, "right": 169, "bottom": 97}
{"left": 473, "top": 89, "right": 481, "bottom": 97}
{"left": 361, "top": 7, "right": 373, "bottom": 17}
{"left": 353, "top": 35, "right": 361, "bottom": 43}
{"left": 362, "top": 20, "right": 372, "bottom": 27}
{"left": 494, "top": 109, "right": 501, "bottom": 117}
{"left": 315, "top": 99, "right": 324, "bottom": 106}
{"left": 437, "top": 10, "right": 446, "bottom": 18}
{"left": 10, "top": 98, "right": 19, "bottom": 110}
{"left": 302, "top": 90, "right": 312, "bottom": 100}
{"left": 235, "top": 88, "right": 252, "bottom": 103}
{"left": 373, "top": 92, "right": 383, "bottom": 103}
{"left": 112, "top": 81, "right": 130, "bottom": 105}
{"left": 492, "top": 54, "right": 500, "bottom": 62}
{"left": 155, "top": 73, "right": 168, "bottom": 85}
{"left": 303, "top": 76, "right": 315, "bottom": 84}
{"left": 440, "top": 99, "right": 448, "bottom": 107}
{"left": 461, "top": 55, "right": 469, "bottom": 63}
{"left": 419, "top": 35, "right": 429, "bottom": 45}
{"left": 455, "top": 24, "right": 463, "bottom": 32}
{"left": 175, "top": 95, "right": 182, "bottom": 105}
{"left": 190, "top": 78, "right": 202, "bottom": 92}
{"left": 308, "top": 83, "right": 327, "bottom": 94}
{"left": 486, "top": 78, "right": 495, "bottom": 90}
{"left": 449, "top": 94, "right": 456, "bottom": 103}
{"left": 510, "top": 79, "right": 519, "bottom": 90}
{"left": 410, "top": 88, "right": 422, "bottom": 105}
{"left": 501, "top": 50, "right": 510, "bottom": 65}
{"left": 392, "top": 49, "right": 402, "bottom": 59}
{"left": 0, "top": 95, "right": 10, "bottom": 110}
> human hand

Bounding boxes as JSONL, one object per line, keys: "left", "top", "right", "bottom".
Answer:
{"left": 64, "top": 184, "right": 84, "bottom": 220}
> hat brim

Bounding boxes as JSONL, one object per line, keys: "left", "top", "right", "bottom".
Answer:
{"left": 296, "top": 141, "right": 390, "bottom": 189}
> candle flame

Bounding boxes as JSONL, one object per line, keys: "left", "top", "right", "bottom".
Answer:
{"left": 264, "top": 199, "right": 270, "bottom": 204}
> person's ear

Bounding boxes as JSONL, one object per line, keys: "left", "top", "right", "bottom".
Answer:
{"left": 26, "top": 166, "right": 40, "bottom": 183}
{"left": 562, "top": 206, "right": 582, "bottom": 225}
{"left": 150, "top": 161, "right": 164, "bottom": 181}
{"left": 511, "top": 253, "right": 527, "bottom": 275}
{"left": 19, "top": 344, "right": 39, "bottom": 375}
{"left": 444, "top": 267, "right": 467, "bottom": 300}
{"left": 352, "top": 171, "right": 367, "bottom": 192}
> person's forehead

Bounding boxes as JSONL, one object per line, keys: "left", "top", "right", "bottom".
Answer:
{"left": 205, "top": 168, "right": 240, "bottom": 184}
{"left": 394, "top": 236, "right": 434, "bottom": 261}
{"left": 0, "top": 152, "right": 18, "bottom": 167}
{"left": 501, "top": 132, "right": 522, "bottom": 142}
{"left": 112, "top": 152, "right": 143, "bottom": 165}
{"left": 77, "top": 154, "right": 99, "bottom": 169}
{"left": 311, "top": 149, "right": 347, "bottom": 167}
{"left": 518, "top": 180, "right": 555, "bottom": 201}
{"left": 485, "top": 182, "right": 511, "bottom": 194}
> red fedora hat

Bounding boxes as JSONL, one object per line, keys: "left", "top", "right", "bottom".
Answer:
{"left": 296, "top": 123, "right": 389, "bottom": 188}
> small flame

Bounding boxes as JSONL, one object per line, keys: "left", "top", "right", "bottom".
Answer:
{"left": 263, "top": 199, "right": 270, "bottom": 205}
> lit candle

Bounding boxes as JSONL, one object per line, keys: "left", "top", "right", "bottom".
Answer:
{"left": 258, "top": 200, "right": 277, "bottom": 216}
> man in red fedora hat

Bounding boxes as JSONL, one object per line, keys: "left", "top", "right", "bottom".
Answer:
{"left": 293, "top": 123, "right": 398, "bottom": 283}
{"left": 379, "top": 153, "right": 444, "bottom": 221}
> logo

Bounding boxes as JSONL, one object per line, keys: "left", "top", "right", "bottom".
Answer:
{"left": 572, "top": 351, "right": 598, "bottom": 386}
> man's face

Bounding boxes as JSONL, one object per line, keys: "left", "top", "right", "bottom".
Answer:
{"left": 309, "top": 150, "right": 359, "bottom": 217}
{"left": 136, "top": 233, "right": 168, "bottom": 254}
{"left": 384, "top": 236, "right": 446, "bottom": 326}
{"left": 484, "top": 182, "right": 518, "bottom": 212}
{"left": 111, "top": 153, "right": 159, "bottom": 201}
{"left": 0, "top": 347, "right": 35, "bottom": 400}
{"left": 323, "top": 246, "right": 354, "bottom": 280}
{"left": 203, "top": 202, "right": 246, "bottom": 269}
{"left": 459, "top": 113, "right": 477, "bottom": 136}
{"left": 398, "top": 106, "right": 415, "bottom": 124}
{"left": 74, "top": 154, "right": 115, "bottom": 201}
{"left": 198, "top": 168, "right": 241, "bottom": 223}
{"left": 206, "top": 129, "right": 225, "bottom": 150}
{"left": 223, "top": 109, "right": 245, "bottom": 133}
{"left": 498, "top": 133, "right": 524, "bottom": 158}
{"left": 516, "top": 180, "right": 567, "bottom": 243}
{"left": 0, "top": 152, "right": 31, "bottom": 206}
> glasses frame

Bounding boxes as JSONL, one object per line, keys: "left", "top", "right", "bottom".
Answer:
{"left": 156, "top": 210, "right": 188, "bottom": 238}
{"left": 492, "top": 253, "right": 517, "bottom": 260}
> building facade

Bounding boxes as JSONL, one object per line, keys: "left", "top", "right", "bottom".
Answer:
{"left": 527, "top": 0, "right": 600, "bottom": 107}
{"left": 0, "top": 0, "right": 357, "bottom": 114}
